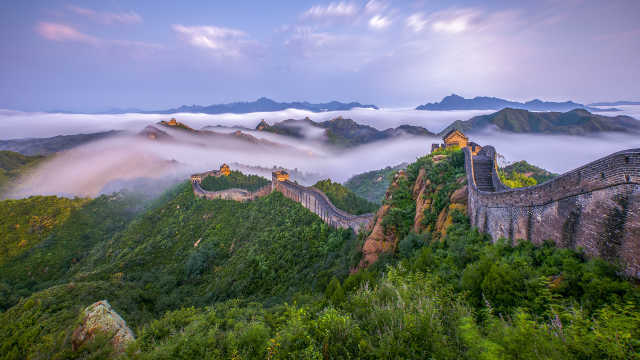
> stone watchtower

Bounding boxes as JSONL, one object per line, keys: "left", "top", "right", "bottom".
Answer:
{"left": 168, "top": 118, "right": 178, "bottom": 126}
{"left": 431, "top": 129, "right": 482, "bottom": 155}
{"left": 272, "top": 170, "right": 289, "bottom": 191}
{"left": 220, "top": 163, "right": 231, "bottom": 176}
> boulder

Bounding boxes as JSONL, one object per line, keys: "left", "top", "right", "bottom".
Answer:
{"left": 71, "top": 300, "right": 134, "bottom": 354}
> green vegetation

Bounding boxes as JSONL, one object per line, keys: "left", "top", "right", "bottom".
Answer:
{"left": 504, "top": 160, "right": 557, "bottom": 184}
{"left": 313, "top": 179, "right": 378, "bottom": 215}
{"left": 200, "top": 170, "right": 270, "bottom": 192}
{"left": 0, "top": 151, "right": 45, "bottom": 195}
{"left": 499, "top": 170, "right": 538, "bottom": 188}
{"left": 0, "top": 196, "right": 87, "bottom": 265}
{"left": 344, "top": 163, "right": 406, "bottom": 203}
{"left": 1, "top": 158, "right": 639, "bottom": 359}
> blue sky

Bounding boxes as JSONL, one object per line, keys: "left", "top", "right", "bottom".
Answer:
{"left": 1, "top": 0, "right": 639, "bottom": 111}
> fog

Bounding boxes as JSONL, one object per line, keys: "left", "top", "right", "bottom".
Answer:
{"left": 2, "top": 106, "right": 639, "bottom": 198}
{"left": 0, "top": 107, "right": 493, "bottom": 140}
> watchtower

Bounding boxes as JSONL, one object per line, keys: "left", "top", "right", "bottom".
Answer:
{"left": 168, "top": 118, "right": 178, "bottom": 126}
{"left": 220, "top": 163, "right": 231, "bottom": 176}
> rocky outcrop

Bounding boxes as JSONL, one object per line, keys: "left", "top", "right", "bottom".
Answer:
{"left": 71, "top": 300, "right": 134, "bottom": 354}
{"left": 357, "top": 171, "right": 407, "bottom": 268}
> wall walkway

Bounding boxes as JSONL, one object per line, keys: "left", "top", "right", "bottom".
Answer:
{"left": 464, "top": 146, "right": 640, "bottom": 278}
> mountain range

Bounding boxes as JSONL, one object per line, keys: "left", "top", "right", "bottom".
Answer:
{"left": 0, "top": 130, "right": 122, "bottom": 156}
{"left": 439, "top": 108, "right": 640, "bottom": 136}
{"left": 52, "top": 97, "right": 379, "bottom": 115}
{"left": 255, "top": 117, "right": 435, "bottom": 147}
{"left": 588, "top": 100, "right": 640, "bottom": 106}
{"left": 417, "top": 94, "right": 619, "bottom": 112}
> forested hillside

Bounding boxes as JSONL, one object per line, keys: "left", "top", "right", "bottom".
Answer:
{"left": 344, "top": 163, "right": 406, "bottom": 203}
{"left": 312, "top": 179, "right": 378, "bottom": 215}
{"left": 1, "top": 155, "right": 639, "bottom": 359}
{"left": 0, "top": 151, "right": 45, "bottom": 195}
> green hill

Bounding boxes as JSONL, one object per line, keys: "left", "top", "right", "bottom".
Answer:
{"left": 200, "top": 170, "right": 270, "bottom": 192}
{"left": 439, "top": 108, "right": 640, "bottom": 135}
{"left": 344, "top": 163, "right": 407, "bottom": 203}
{"left": 312, "top": 179, "right": 378, "bottom": 215}
{"left": 0, "top": 151, "right": 45, "bottom": 196}
{"left": 1, "top": 164, "right": 639, "bottom": 359}
{"left": 503, "top": 160, "right": 558, "bottom": 184}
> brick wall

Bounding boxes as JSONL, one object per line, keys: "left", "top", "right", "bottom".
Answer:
{"left": 465, "top": 146, "right": 640, "bottom": 278}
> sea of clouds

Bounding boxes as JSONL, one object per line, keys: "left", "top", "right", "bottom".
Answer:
{"left": 1, "top": 106, "right": 639, "bottom": 198}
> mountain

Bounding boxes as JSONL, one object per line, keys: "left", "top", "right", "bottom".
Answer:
{"left": 439, "top": 108, "right": 640, "bottom": 135}
{"left": 417, "top": 94, "right": 619, "bottom": 112}
{"left": 0, "top": 151, "right": 45, "bottom": 195}
{"left": 54, "top": 97, "right": 379, "bottom": 114}
{"left": 2, "top": 153, "right": 638, "bottom": 358}
{"left": 344, "top": 163, "right": 407, "bottom": 203}
{"left": 256, "top": 116, "right": 435, "bottom": 146}
{"left": 589, "top": 100, "right": 640, "bottom": 106}
{"left": 0, "top": 130, "right": 123, "bottom": 156}
{"left": 503, "top": 160, "right": 557, "bottom": 184}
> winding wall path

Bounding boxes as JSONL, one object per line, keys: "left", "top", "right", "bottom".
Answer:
{"left": 191, "top": 172, "right": 374, "bottom": 234}
{"left": 464, "top": 146, "right": 640, "bottom": 278}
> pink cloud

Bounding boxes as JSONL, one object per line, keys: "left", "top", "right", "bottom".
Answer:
{"left": 36, "top": 22, "right": 99, "bottom": 45}
{"left": 68, "top": 6, "right": 142, "bottom": 24}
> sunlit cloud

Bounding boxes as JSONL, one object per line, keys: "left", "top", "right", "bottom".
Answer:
{"left": 302, "top": 2, "right": 358, "bottom": 19}
{"left": 36, "top": 22, "right": 99, "bottom": 45}
{"left": 369, "top": 15, "right": 391, "bottom": 29}
{"left": 406, "top": 13, "right": 427, "bottom": 32}
{"left": 429, "top": 8, "right": 481, "bottom": 34}
{"left": 172, "top": 24, "right": 260, "bottom": 57}
{"left": 67, "top": 5, "right": 142, "bottom": 24}
{"left": 364, "top": 0, "right": 388, "bottom": 14}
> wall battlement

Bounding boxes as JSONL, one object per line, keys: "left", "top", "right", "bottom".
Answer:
{"left": 464, "top": 146, "right": 640, "bottom": 278}
{"left": 189, "top": 168, "right": 374, "bottom": 234}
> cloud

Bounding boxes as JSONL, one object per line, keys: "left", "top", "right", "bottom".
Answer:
{"left": 68, "top": 5, "right": 142, "bottom": 24}
{"left": 429, "top": 8, "right": 481, "bottom": 34}
{"left": 302, "top": 2, "right": 358, "bottom": 19}
{"left": 36, "top": 22, "right": 99, "bottom": 45}
{"left": 364, "top": 0, "right": 388, "bottom": 14}
{"left": 368, "top": 15, "right": 391, "bottom": 30}
{"left": 36, "top": 21, "right": 162, "bottom": 54}
{"left": 406, "top": 13, "right": 427, "bottom": 32}
{"left": 172, "top": 24, "right": 259, "bottom": 57}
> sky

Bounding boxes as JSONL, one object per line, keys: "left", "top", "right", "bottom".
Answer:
{"left": 1, "top": 0, "right": 639, "bottom": 112}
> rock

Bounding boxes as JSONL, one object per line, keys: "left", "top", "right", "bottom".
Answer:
{"left": 72, "top": 300, "right": 134, "bottom": 354}
{"left": 450, "top": 185, "right": 468, "bottom": 205}
{"left": 432, "top": 154, "right": 447, "bottom": 163}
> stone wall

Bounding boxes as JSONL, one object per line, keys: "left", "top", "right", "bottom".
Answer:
{"left": 192, "top": 182, "right": 272, "bottom": 202}
{"left": 272, "top": 177, "right": 374, "bottom": 234}
{"left": 464, "top": 146, "right": 640, "bottom": 278}
{"left": 190, "top": 169, "right": 375, "bottom": 233}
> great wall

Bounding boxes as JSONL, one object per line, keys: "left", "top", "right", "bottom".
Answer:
{"left": 190, "top": 132, "right": 639, "bottom": 277}
{"left": 190, "top": 167, "right": 374, "bottom": 234}
{"left": 465, "top": 146, "right": 640, "bottom": 278}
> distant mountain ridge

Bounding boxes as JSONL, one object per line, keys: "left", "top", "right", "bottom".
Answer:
{"left": 439, "top": 108, "right": 640, "bottom": 136}
{"left": 0, "top": 130, "right": 123, "bottom": 156}
{"left": 417, "top": 94, "right": 618, "bottom": 112}
{"left": 588, "top": 100, "right": 640, "bottom": 106}
{"left": 255, "top": 117, "right": 435, "bottom": 147}
{"left": 52, "top": 97, "right": 379, "bottom": 115}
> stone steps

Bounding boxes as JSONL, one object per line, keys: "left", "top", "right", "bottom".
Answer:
{"left": 473, "top": 159, "right": 496, "bottom": 192}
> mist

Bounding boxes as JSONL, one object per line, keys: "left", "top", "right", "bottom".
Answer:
{"left": 2, "top": 106, "right": 639, "bottom": 198}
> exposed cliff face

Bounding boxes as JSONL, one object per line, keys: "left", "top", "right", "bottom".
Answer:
{"left": 71, "top": 300, "right": 134, "bottom": 354}
{"left": 357, "top": 171, "right": 406, "bottom": 268}
{"left": 357, "top": 151, "right": 467, "bottom": 268}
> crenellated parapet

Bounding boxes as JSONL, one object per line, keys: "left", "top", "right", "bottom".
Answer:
{"left": 190, "top": 167, "right": 375, "bottom": 233}
{"left": 464, "top": 146, "right": 640, "bottom": 278}
{"left": 271, "top": 175, "right": 374, "bottom": 234}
